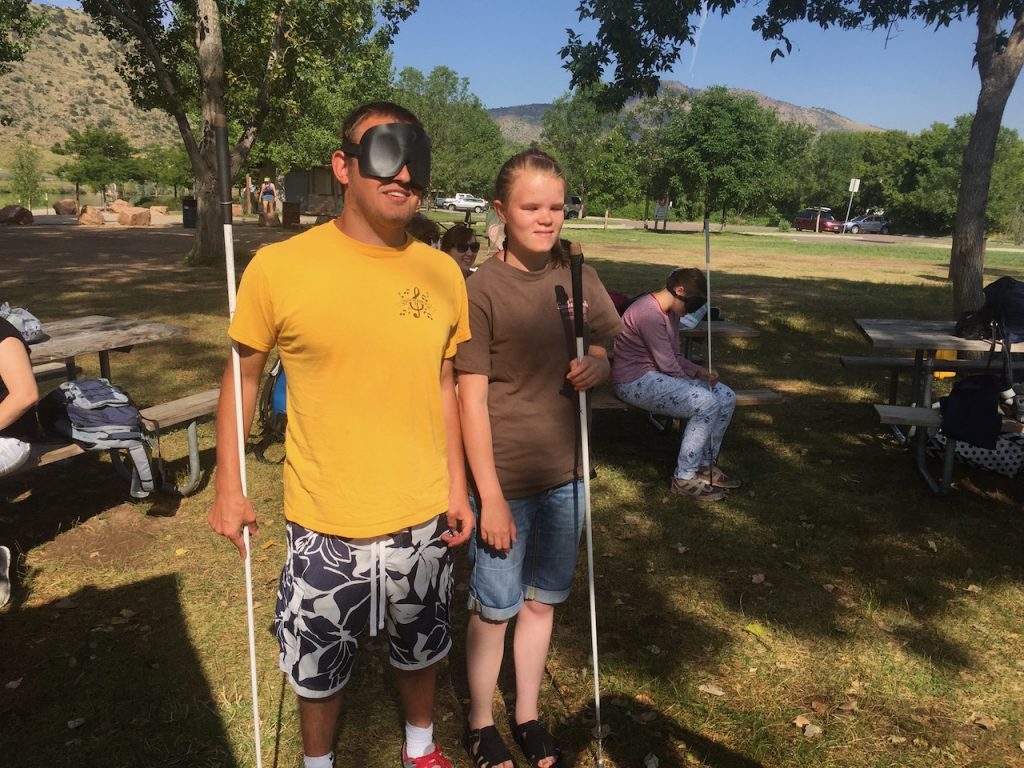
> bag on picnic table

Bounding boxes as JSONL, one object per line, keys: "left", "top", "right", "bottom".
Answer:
{"left": 37, "top": 378, "right": 155, "bottom": 493}
{"left": 954, "top": 276, "right": 1024, "bottom": 406}
{"left": 0, "top": 302, "right": 45, "bottom": 343}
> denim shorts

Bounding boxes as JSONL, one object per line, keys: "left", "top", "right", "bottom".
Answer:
{"left": 275, "top": 515, "right": 454, "bottom": 699}
{"left": 468, "top": 480, "right": 584, "bottom": 621}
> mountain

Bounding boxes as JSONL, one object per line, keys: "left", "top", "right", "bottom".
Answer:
{"left": 0, "top": 4, "right": 178, "bottom": 150}
{"left": 488, "top": 80, "right": 881, "bottom": 144}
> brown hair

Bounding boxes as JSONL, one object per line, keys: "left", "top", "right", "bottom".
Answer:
{"left": 340, "top": 101, "right": 423, "bottom": 144}
{"left": 493, "top": 149, "right": 569, "bottom": 266}
{"left": 440, "top": 223, "right": 477, "bottom": 253}
{"left": 666, "top": 268, "right": 707, "bottom": 297}
{"left": 406, "top": 214, "right": 440, "bottom": 246}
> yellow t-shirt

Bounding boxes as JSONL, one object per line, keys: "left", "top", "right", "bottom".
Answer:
{"left": 230, "top": 222, "right": 470, "bottom": 537}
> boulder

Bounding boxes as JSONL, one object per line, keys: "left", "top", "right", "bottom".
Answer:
{"left": 0, "top": 205, "right": 33, "bottom": 225}
{"left": 117, "top": 206, "right": 151, "bottom": 226}
{"left": 258, "top": 211, "right": 281, "bottom": 227}
{"left": 53, "top": 198, "right": 79, "bottom": 216}
{"left": 109, "top": 198, "right": 131, "bottom": 211}
{"left": 149, "top": 205, "right": 168, "bottom": 215}
{"left": 78, "top": 205, "right": 105, "bottom": 225}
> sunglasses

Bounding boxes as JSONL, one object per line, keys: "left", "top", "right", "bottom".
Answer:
{"left": 455, "top": 242, "right": 481, "bottom": 253}
{"left": 341, "top": 123, "right": 431, "bottom": 189}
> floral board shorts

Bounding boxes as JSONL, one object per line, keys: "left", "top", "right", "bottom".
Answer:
{"left": 275, "top": 515, "right": 454, "bottom": 699}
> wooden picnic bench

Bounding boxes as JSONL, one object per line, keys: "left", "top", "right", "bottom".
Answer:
{"left": 592, "top": 386, "right": 782, "bottom": 433}
{"left": 842, "top": 355, "right": 1024, "bottom": 404}
{"left": 874, "top": 403, "right": 1023, "bottom": 494}
{"left": 32, "top": 361, "right": 82, "bottom": 382}
{"left": 22, "top": 387, "right": 220, "bottom": 497}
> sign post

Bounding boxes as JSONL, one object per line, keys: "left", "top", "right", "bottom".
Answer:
{"left": 844, "top": 178, "right": 861, "bottom": 234}
{"left": 653, "top": 197, "right": 670, "bottom": 231}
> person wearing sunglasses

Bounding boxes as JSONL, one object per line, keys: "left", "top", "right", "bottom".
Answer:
{"left": 440, "top": 224, "right": 480, "bottom": 277}
{"left": 209, "top": 102, "right": 474, "bottom": 768}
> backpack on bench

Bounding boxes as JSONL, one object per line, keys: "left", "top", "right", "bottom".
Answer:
{"left": 37, "top": 378, "right": 156, "bottom": 498}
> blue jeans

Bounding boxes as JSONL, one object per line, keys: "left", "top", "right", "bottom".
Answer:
{"left": 467, "top": 480, "right": 584, "bottom": 622}
{"left": 613, "top": 372, "right": 736, "bottom": 478}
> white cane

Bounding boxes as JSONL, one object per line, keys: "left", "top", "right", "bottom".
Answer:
{"left": 216, "top": 115, "right": 264, "bottom": 768}
{"left": 568, "top": 243, "right": 604, "bottom": 767}
{"left": 703, "top": 215, "right": 715, "bottom": 473}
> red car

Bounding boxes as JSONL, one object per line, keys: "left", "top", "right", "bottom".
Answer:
{"left": 792, "top": 208, "right": 843, "bottom": 233}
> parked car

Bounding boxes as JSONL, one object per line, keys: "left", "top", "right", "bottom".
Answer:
{"left": 435, "top": 193, "right": 489, "bottom": 213}
{"left": 564, "top": 195, "right": 583, "bottom": 219}
{"left": 792, "top": 208, "right": 843, "bottom": 233}
{"left": 844, "top": 214, "right": 891, "bottom": 234}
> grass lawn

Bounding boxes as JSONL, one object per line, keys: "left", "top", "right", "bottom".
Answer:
{"left": 1, "top": 223, "right": 1023, "bottom": 768}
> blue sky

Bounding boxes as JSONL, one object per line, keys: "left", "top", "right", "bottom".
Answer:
{"left": 39, "top": 1, "right": 1024, "bottom": 134}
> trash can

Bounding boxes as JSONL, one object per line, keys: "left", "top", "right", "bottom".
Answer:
{"left": 281, "top": 201, "right": 300, "bottom": 227}
{"left": 181, "top": 196, "right": 197, "bottom": 229}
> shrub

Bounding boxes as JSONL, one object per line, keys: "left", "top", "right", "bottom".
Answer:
{"left": 777, "top": 219, "right": 790, "bottom": 232}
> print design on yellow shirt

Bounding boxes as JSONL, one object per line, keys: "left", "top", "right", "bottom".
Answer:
{"left": 400, "top": 286, "right": 433, "bottom": 319}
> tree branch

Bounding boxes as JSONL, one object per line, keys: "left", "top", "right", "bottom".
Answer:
{"left": 232, "top": 0, "right": 291, "bottom": 174}
{"left": 91, "top": 0, "right": 199, "bottom": 161}
{"left": 975, "top": 0, "right": 999, "bottom": 81}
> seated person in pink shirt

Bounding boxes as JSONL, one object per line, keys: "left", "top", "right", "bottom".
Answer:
{"left": 610, "top": 268, "right": 737, "bottom": 502}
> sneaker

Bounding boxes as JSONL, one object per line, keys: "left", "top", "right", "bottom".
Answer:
{"left": 670, "top": 476, "right": 725, "bottom": 502}
{"left": 700, "top": 465, "right": 741, "bottom": 489}
{"left": 402, "top": 743, "right": 452, "bottom": 768}
{"left": 0, "top": 545, "right": 10, "bottom": 608}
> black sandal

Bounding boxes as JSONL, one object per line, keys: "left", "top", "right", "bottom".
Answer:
{"left": 511, "top": 719, "right": 561, "bottom": 767}
{"left": 464, "top": 724, "right": 516, "bottom": 768}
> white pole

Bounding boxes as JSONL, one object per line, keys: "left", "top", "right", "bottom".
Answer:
{"left": 569, "top": 244, "right": 604, "bottom": 767}
{"left": 217, "top": 117, "right": 263, "bottom": 768}
{"left": 703, "top": 215, "right": 715, "bottom": 473}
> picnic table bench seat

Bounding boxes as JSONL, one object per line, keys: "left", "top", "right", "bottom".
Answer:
{"left": 31, "top": 361, "right": 82, "bottom": 382}
{"left": 21, "top": 387, "right": 220, "bottom": 497}
{"left": 592, "top": 386, "right": 782, "bottom": 433}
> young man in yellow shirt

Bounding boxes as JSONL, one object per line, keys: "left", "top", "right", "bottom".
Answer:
{"left": 208, "top": 102, "right": 473, "bottom": 768}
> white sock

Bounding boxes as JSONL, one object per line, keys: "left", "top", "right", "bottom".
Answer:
{"left": 303, "top": 753, "right": 334, "bottom": 768}
{"left": 404, "top": 722, "right": 434, "bottom": 759}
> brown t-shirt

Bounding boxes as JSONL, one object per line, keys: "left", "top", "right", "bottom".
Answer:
{"left": 455, "top": 256, "right": 622, "bottom": 498}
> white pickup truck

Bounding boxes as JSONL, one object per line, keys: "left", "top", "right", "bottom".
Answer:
{"left": 434, "top": 193, "right": 489, "bottom": 213}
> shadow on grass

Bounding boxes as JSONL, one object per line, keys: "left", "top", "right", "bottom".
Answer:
{"left": 560, "top": 693, "right": 765, "bottom": 768}
{"left": 0, "top": 575, "right": 239, "bottom": 768}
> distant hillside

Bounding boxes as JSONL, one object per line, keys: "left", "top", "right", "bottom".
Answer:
{"left": 1, "top": 5, "right": 879, "bottom": 161}
{"left": 488, "top": 80, "right": 881, "bottom": 145}
{"left": 0, "top": 4, "right": 178, "bottom": 152}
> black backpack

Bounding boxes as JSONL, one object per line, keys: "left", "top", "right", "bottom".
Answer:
{"left": 954, "top": 276, "right": 1024, "bottom": 399}
{"left": 983, "top": 276, "right": 1024, "bottom": 344}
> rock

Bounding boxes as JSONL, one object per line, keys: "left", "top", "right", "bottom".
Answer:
{"left": 232, "top": 203, "right": 243, "bottom": 217}
{"left": 108, "top": 198, "right": 130, "bottom": 212}
{"left": 0, "top": 205, "right": 33, "bottom": 225}
{"left": 258, "top": 211, "right": 281, "bottom": 227}
{"left": 53, "top": 198, "right": 79, "bottom": 216}
{"left": 117, "top": 207, "right": 151, "bottom": 226}
{"left": 78, "top": 206, "right": 105, "bottom": 225}
{"left": 148, "top": 206, "right": 168, "bottom": 216}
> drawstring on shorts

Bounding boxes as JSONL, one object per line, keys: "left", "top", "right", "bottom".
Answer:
{"left": 368, "top": 539, "right": 388, "bottom": 636}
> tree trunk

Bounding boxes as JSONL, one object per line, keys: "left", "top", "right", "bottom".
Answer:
{"left": 186, "top": 0, "right": 228, "bottom": 267}
{"left": 948, "top": 6, "right": 1024, "bottom": 316}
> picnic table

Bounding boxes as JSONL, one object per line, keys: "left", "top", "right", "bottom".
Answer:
{"left": 30, "top": 315, "right": 188, "bottom": 381}
{"left": 855, "top": 318, "right": 1024, "bottom": 494}
{"left": 15, "top": 315, "right": 219, "bottom": 497}
{"left": 679, "top": 319, "right": 761, "bottom": 358}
